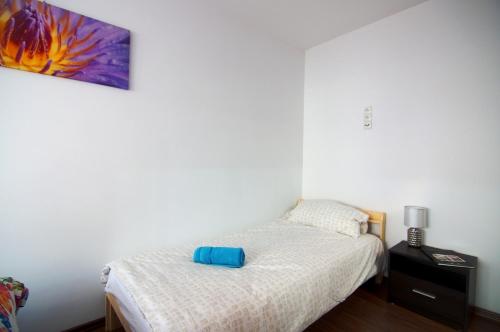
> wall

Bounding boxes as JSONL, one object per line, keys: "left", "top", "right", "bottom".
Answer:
{"left": 303, "top": 0, "right": 500, "bottom": 313}
{"left": 0, "top": 0, "right": 304, "bottom": 330}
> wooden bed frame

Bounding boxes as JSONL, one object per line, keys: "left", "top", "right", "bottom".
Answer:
{"left": 104, "top": 200, "right": 386, "bottom": 332}
{"left": 106, "top": 292, "right": 132, "bottom": 332}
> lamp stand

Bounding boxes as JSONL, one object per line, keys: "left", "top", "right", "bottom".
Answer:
{"left": 407, "top": 227, "right": 423, "bottom": 247}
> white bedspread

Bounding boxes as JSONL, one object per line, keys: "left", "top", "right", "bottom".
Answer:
{"left": 103, "top": 221, "right": 383, "bottom": 332}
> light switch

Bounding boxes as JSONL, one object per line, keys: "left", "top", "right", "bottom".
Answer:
{"left": 364, "top": 106, "right": 372, "bottom": 129}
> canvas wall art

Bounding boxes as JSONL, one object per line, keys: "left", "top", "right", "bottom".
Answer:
{"left": 0, "top": 0, "right": 130, "bottom": 89}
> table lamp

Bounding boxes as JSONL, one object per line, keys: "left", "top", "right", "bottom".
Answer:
{"left": 404, "top": 206, "right": 428, "bottom": 247}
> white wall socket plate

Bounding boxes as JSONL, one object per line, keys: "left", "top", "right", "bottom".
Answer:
{"left": 364, "top": 106, "right": 372, "bottom": 129}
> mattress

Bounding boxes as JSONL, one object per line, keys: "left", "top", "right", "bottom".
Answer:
{"left": 104, "top": 221, "right": 384, "bottom": 332}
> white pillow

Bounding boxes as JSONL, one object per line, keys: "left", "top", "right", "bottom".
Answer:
{"left": 284, "top": 200, "right": 369, "bottom": 238}
{"left": 360, "top": 222, "right": 369, "bottom": 234}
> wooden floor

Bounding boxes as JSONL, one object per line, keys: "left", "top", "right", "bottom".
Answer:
{"left": 306, "top": 282, "right": 499, "bottom": 332}
{"left": 81, "top": 281, "right": 500, "bottom": 332}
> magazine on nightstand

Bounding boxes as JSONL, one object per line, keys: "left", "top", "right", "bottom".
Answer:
{"left": 421, "top": 246, "right": 476, "bottom": 268}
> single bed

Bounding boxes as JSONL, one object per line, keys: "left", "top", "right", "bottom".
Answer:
{"left": 103, "top": 207, "right": 386, "bottom": 332}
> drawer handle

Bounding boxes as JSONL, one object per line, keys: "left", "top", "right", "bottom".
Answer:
{"left": 412, "top": 288, "right": 437, "bottom": 300}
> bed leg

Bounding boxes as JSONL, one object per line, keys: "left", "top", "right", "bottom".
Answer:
{"left": 375, "top": 272, "right": 384, "bottom": 285}
{"left": 105, "top": 294, "right": 122, "bottom": 331}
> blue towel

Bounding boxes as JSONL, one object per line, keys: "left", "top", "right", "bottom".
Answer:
{"left": 193, "top": 246, "right": 245, "bottom": 268}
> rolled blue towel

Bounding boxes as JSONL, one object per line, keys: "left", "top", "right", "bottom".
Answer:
{"left": 193, "top": 246, "right": 245, "bottom": 268}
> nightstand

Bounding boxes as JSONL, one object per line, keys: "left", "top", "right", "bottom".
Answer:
{"left": 388, "top": 241, "right": 477, "bottom": 331}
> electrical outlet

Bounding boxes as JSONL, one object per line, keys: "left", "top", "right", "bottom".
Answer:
{"left": 364, "top": 106, "right": 372, "bottom": 129}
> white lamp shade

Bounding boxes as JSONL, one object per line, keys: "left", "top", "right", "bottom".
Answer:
{"left": 404, "top": 206, "right": 428, "bottom": 228}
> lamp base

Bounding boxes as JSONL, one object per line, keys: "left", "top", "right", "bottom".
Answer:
{"left": 407, "top": 227, "right": 423, "bottom": 247}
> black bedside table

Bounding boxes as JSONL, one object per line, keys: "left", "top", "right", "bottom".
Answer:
{"left": 388, "top": 241, "right": 477, "bottom": 331}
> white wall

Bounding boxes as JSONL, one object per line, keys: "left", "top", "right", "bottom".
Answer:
{"left": 0, "top": 1, "right": 304, "bottom": 330}
{"left": 304, "top": 0, "right": 500, "bottom": 313}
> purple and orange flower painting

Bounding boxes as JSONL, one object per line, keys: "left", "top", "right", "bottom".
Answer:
{"left": 0, "top": 0, "right": 130, "bottom": 89}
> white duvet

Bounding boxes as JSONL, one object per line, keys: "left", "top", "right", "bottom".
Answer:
{"left": 103, "top": 221, "right": 383, "bottom": 332}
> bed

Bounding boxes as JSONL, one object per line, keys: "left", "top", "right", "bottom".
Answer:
{"left": 102, "top": 205, "right": 386, "bottom": 332}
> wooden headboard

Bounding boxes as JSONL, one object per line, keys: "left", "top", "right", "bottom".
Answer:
{"left": 295, "top": 199, "right": 386, "bottom": 242}
{"left": 360, "top": 209, "right": 386, "bottom": 242}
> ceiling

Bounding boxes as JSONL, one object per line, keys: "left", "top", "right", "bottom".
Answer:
{"left": 213, "top": 0, "right": 427, "bottom": 49}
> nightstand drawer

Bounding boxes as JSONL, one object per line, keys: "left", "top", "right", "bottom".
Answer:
{"left": 390, "top": 270, "right": 465, "bottom": 323}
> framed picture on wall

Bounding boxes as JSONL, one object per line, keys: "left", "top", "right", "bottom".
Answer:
{"left": 0, "top": 0, "right": 130, "bottom": 89}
